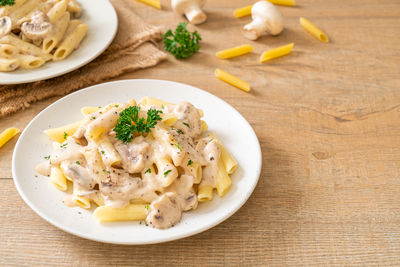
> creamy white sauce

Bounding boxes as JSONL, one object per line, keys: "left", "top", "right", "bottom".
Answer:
{"left": 36, "top": 102, "right": 221, "bottom": 229}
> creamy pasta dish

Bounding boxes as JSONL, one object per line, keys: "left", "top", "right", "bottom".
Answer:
{"left": 35, "top": 97, "right": 237, "bottom": 229}
{"left": 0, "top": 0, "right": 87, "bottom": 72}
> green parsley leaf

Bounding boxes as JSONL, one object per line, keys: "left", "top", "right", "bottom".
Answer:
{"left": 177, "top": 143, "right": 182, "bottom": 151}
{"left": 60, "top": 143, "right": 67, "bottom": 148}
{"left": 102, "top": 169, "right": 110, "bottom": 174}
{"left": 188, "top": 160, "right": 193, "bottom": 166}
{"left": 145, "top": 168, "right": 151, "bottom": 174}
{"left": 63, "top": 132, "right": 68, "bottom": 140}
{"left": 176, "top": 129, "right": 183, "bottom": 134}
{"left": 144, "top": 205, "right": 149, "bottom": 210}
{"left": 183, "top": 122, "right": 190, "bottom": 128}
{"left": 114, "top": 106, "right": 163, "bottom": 143}
{"left": 44, "top": 155, "right": 50, "bottom": 160}
{"left": 114, "top": 105, "right": 119, "bottom": 108}
{"left": 163, "top": 22, "right": 201, "bottom": 59}
{"left": 101, "top": 150, "right": 105, "bottom": 155}
{"left": 0, "top": 0, "right": 15, "bottom": 6}
{"left": 76, "top": 161, "right": 80, "bottom": 165}
{"left": 163, "top": 170, "right": 172, "bottom": 177}
{"left": 91, "top": 116, "right": 96, "bottom": 120}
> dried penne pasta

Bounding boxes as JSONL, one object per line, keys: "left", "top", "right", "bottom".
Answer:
{"left": 215, "top": 68, "right": 251, "bottom": 92}
{"left": 216, "top": 44, "right": 254, "bottom": 59}
{"left": 259, "top": 43, "right": 294, "bottom": 63}
{"left": 136, "top": 0, "right": 161, "bottom": 9}
{"left": 0, "top": 127, "right": 20, "bottom": 148}
{"left": 300, "top": 17, "right": 329, "bottom": 43}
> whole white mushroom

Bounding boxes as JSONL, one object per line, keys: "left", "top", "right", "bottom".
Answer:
{"left": 171, "top": 0, "right": 207, "bottom": 25}
{"left": 242, "top": 1, "right": 284, "bottom": 40}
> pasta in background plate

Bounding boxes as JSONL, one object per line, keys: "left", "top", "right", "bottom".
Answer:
{"left": 35, "top": 97, "right": 238, "bottom": 229}
{"left": 0, "top": 0, "right": 87, "bottom": 72}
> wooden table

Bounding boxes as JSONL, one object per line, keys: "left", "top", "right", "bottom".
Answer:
{"left": 1, "top": 0, "right": 399, "bottom": 265}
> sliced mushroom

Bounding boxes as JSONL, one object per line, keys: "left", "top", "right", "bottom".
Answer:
{"left": 0, "top": 16, "right": 12, "bottom": 38}
{"left": 21, "top": 11, "right": 53, "bottom": 40}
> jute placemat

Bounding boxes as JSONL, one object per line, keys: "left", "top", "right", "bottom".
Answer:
{"left": 0, "top": 0, "right": 167, "bottom": 118}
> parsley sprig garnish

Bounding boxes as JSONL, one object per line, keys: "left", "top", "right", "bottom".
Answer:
{"left": 163, "top": 22, "right": 201, "bottom": 59}
{"left": 0, "top": 0, "right": 15, "bottom": 6}
{"left": 114, "top": 106, "right": 163, "bottom": 143}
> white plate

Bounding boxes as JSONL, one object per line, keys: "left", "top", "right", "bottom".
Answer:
{"left": 0, "top": 0, "right": 117, "bottom": 85}
{"left": 12, "top": 79, "right": 262, "bottom": 244}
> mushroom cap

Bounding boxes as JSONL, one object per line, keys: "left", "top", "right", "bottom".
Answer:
{"left": 21, "top": 11, "right": 53, "bottom": 40}
{"left": 0, "top": 16, "right": 12, "bottom": 38}
{"left": 171, "top": 0, "right": 207, "bottom": 14}
{"left": 251, "top": 0, "right": 283, "bottom": 35}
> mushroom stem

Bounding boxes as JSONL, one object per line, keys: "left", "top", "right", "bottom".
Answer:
{"left": 243, "top": 18, "right": 268, "bottom": 40}
{"left": 184, "top": 6, "right": 206, "bottom": 24}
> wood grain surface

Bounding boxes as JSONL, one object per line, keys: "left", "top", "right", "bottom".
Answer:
{"left": 1, "top": 0, "right": 400, "bottom": 266}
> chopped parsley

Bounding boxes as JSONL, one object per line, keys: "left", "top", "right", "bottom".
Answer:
{"left": 75, "top": 161, "right": 80, "bottom": 165}
{"left": 101, "top": 150, "right": 105, "bottom": 155}
{"left": 176, "top": 129, "right": 183, "bottom": 134}
{"left": 113, "top": 106, "right": 163, "bottom": 143}
{"left": 188, "top": 160, "right": 193, "bottom": 166}
{"left": 145, "top": 168, "right": 151, "bottom": 174}
{"left": 163, "top": 170, "right": 172, "bottom": 177}
{"left": 183, "top": 122, "right": 190, "bottom": 128}
{"left": 177, "top": 143, "right": 182, "bottom": 151}
{"left": 102, "top": 169, "right": 110, "bottom": 174}
{"left": 91, "top": 116, "right": 96, "bottom": 120}
{"left": 144, "top": 205, "right": 149, "bottom": 210}
{"left": 163, "top": 22, "right": 201, "bottom": 59}
{"left": 114, "top": 105, "right": 119, "bottom": 108}
{"left": 0, "top": 0, "right": 15, "bottom": 6}
{"left": 98, "top": 106, "right": 102, "bottom": 108}
{"left": 44, "top": 155, "right": 50, "bottom": 160}
{"left": 63, "top": 131, "right": 68, "bottom": 140}
{"left": 60, "top": 143, "right": 67, "bottom": 149}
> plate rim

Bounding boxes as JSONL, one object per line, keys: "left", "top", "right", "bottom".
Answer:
{"left": 0, "top": 0, "right": 118, "bottom": 85}
{"left": 12, "top": 79, "right": 262, "bottom": 244}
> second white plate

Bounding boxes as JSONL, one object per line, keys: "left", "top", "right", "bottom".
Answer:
{"left": 12, "top": 79, "right": 262, "bottom": 244}
{"left": 0, "top": 0, "right": 118, "bottom": 85}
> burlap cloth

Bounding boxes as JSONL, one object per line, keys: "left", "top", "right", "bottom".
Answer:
{"left": 0, "top": 0, "right": 167, "bottom": 118}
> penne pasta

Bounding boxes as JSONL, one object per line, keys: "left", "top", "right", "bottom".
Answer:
{"left": 0, "top": 58, "right": 20, "bottom": 72}
{"left": 16, "top": 54, "right": 45, "bottom": 69}
{"left": 136, "top": 0, "right": 161, "bottom": 9}
{"left": 0, "top": 0, "right": 27, "bottom": 17}
{"left": 259, "top": 43, "right": 294, "bottom": 63}
{"left": 268, "top": 0, "right": 296, "bottom": 6}
{"left": 0, "top": 44, "right": 18, "bottom": 58}
{"left": 216, "top": 44, "right": 254, "bottom": 59}
{"left": 0, "top": 127, "right": 20, "bottom": 148}
{"left": 72, "top": 183, "right": 91, "bottom": 209}
{"left": 96, "top": 134, "right": 122, "bottom": 167}
{"left": 43, "top": 12, "right": 70, "bottom": 53}
{"left": 0, "top": 34, "right": 52, "bottom": 61}
{"left": 67, "top": 0, "right": 82, "bottom": 18}
{"left": 47, "top": 0, "right": 69, "bottom": 23}
{"left": 215, "top": 68, "right": 251, "bottom": 92}
{"left": 8, "top": 0, "right": 38, "bottom": 28}
{"left": 93, "top": 204, "right": 148, "bottom": 222}
{"left": 197, "top": 185, "right": 213, "bottom": 202}
{"left": 300, "top": 17, "right": 329, "bottom": 43}
{"left": 44, "top": 120, "right": 83, "bottom": 143}
{"left": 81, "top": 106, "right": 101, "bottom": 116}
{"left": 201, "top": 120, "right": 208, "bottom": 132}
{"left": 161, "top": 113, "right": 178, "bottom": 126}
{"left": 215, "top": 159, "right": 231, "bottom": 197}
{"left": 208, "top": 133, "right": 238, "bottom": 174}
{"left": 50, "top": 165, "right": 68, "bottom": 191}
{"left": 140, "top": 96, "right": 171, "bottom": 107}
{"left": 53, "top": 22, "right": 88, "bottom": 61}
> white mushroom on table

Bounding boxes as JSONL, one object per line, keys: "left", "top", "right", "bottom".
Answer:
{"left": 171, "top": 0, "right": 207, "bottom": 25}
{"left": 242, "top": 0, "right": 284, "bottom": 40}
